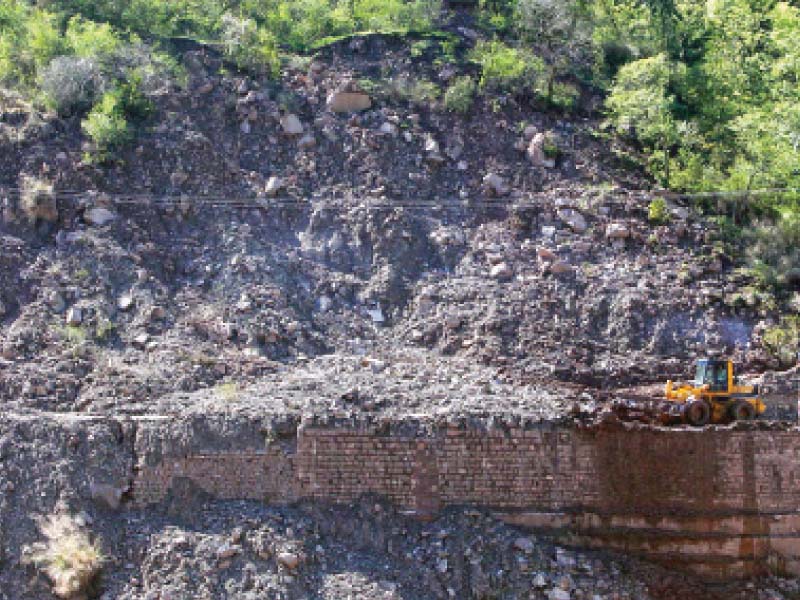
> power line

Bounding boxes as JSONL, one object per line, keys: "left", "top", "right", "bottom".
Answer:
{"left": 0, "top": 186, "right": 797, "bottom": 210}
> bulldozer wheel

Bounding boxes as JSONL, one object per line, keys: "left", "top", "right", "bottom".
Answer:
{"left": 730, "top": 400, "right": 756, "bottom": 421}
{"left": 684, "top": 400, "right": 711, "bottom": 427}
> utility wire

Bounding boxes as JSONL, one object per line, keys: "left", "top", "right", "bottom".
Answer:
{"left": 0, "top": 186, "right": 798, "bottom": 209}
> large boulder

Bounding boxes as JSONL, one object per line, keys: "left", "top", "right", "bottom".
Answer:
{"left": 527, "top": 133, "right": 556, "bottom": 168}
{"left": 326, "top": 81, "right": 372, "bottom": 113}
{"left": 327, "top": 90, "right": 372, "bottom": 113}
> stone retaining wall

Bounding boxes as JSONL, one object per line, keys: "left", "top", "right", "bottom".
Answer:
{"left": 130, "top": 417, "right": 800, "bottom": 580}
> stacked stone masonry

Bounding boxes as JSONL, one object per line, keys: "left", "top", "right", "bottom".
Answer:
{"left": 131, "top": 418, "right": 800, "bottom": 581}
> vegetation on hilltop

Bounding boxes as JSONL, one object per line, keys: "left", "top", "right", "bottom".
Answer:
{"left": 0, "top": 0, "right": 798, "bottom": 289}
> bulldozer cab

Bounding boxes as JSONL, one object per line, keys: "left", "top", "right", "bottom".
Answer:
{"left": 694, "top": 359, "right": 729, "bottom": 393}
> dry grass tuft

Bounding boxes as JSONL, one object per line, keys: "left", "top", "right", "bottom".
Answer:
{"left": 19, "top": 175, "right": 58, "bottom": 223}
{"left": 29, "top": 514, "right": 103, "bottom": 599}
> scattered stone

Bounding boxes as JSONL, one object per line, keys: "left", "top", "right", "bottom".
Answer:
{"left": 118, "top": 293, "right": 134, "bottom": 312}
{"left": 196, "top": 81, "right": 214, "bottom": 94}
{"left": 605, "top": 223, "right": 630, "bottom": 239}
{"left": 65, "top": 306, "right": 82, "bottom": 326}
{"left": 379, "top": 122, "right": 398, "bottom": 136}
{"left": 527, "top": 133, "right": 555, "bottom": 168}
{"left": 537, "top": 247, "right": 557, "bottom": 262}
{"left": 523, "top": 125, "right": 538, "bottom": 140}
{"left": 514, "top": 537, "right": 535, "bottom": 552}
{"left": 47, "top": 291, "right": 66, "bottom": 313}
{"left": 277, "top": 551, "right": 301, "bottom": 570}
{"left": 265, "top": 176, "right": 284, "bottom": 196}
{"left": 483, "top": 173, "right": 509, "bottom": 196}
{"left": 280, "top": 114, "right": 304, "bottom": 135}
{"left": 549, "top": 588, "right": 571, "bottom": 600}
{"left": 89, "top": 482, "right": 124, "bottom": 510}
{"left": 84, "top": 207, "right": 117, "bottom": 227}
{"left": 550, "top": 261, "right": 573, "bottom": 275}
{"left": 558, "top": 209, "right": 588, "bottom": 234}
{"left": 298, "top": 133, "right": 316, "bottom": 149}
{"left": 326, "top": 83, "right": 372, "bottom": 113}
{"left": 490, "top": 263, "right": 513, "bottom": 281}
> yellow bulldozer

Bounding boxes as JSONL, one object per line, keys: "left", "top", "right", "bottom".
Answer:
{"left": 613, "top": 358, "right": 766, "bottom": 426}
{"left": 664, "top": 358, "right": 765, "bottom": 426}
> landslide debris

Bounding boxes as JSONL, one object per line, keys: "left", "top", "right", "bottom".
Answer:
{"left": 1, "top": 23, "right": 799, "bottom": 600}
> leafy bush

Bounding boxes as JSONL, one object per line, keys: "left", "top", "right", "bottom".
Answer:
{"left": 28, "top": 514, "right": 103, "bottom": 599}
{"left": 648, "top": 197, "right": 671, "bottom": 225}
{"left": 65, "top": 15, "right": 122, "bottom": 60}
{"left": 469, "top": 40, "right": 547, "bottom": 96}
{"left": 242, "top": 0, "right": 440, "bottom": 52}
{"left": 350, "top": 0, "right": 440, "bottom": 32}
{"left": 443, "top": 76, "right": 476, "bottom": 114}
{"left": 548, "top": 81, "right": 579, "bottom": 110}
{"left": 0, "top": 7, "right": 63, "bottom": 86}
{"left": 81, "top": 91, "right": 131, "bottom": 161}
{"left": 114, "top": 70, "right": 154, "bottom": 122}
{"left": 763, "top": 316, "right": 800, "bottom": 368}
{"left": 220, "top": 13, "right": 280, "bottom": 77}
{"left": 747, "top": 209, "right": 800, "bottom": 291}
{"left": 39, "top": 55, "right": 104, "bottom": 115}
{"left": 386, "top": 75, "right": 439, "bottom": 106}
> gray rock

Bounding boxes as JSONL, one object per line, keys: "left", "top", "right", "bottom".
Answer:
{"left": 48, "top": 291, "right": 66, "bottom": 313}
{"left": 118, "top": 293, "right": 134, "bottom": 312}
{"left": 513, "top": 537, "right": 534, "bottom": 552}
{"left": 550, "top": 261, "right": 573, "bottom": 275}
{"left": 265, "top": 177, "right": 284, "bottom": 197}
{"left": 298, "top": 134, "right": 316, "bottom": 149}
{"left": 378, "top": 122, "right": 398, "bottom": 136}
{"left": 84, "top": 207, "right": 117, "bottom": 227}
{"left": 90, "top": 482, "right": 124, "bottom": 509}
{"left": 277, "top": 551, "right": 301, "bottom": 570}
{"left": 558, "top": 209, "right": 587, "bottom": 233}
{"left": 490, "top": 263, "right": 513, "bottom": 281}
{"left": 483, "top": 173, "right": 509, "bottom": 196}
{"left": 65, "top": 306, "right": 82, "bottom": 326}
{"left": 605, "top": 223, "right": 629, "bottom": 239}
{"left": 528, "top": 133, "right": 556, "bottom": 168}
{"left": 280, "top": 114, "right": 304, "bottom": 135}
{"left": 326, "top": 90, "right": 372, "bottom": 113}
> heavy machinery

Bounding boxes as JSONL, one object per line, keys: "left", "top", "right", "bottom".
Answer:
{"left": 613, "top": 358, "right": 766, "bottom": 426}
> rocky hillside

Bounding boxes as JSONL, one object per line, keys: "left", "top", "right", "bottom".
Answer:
{"left": 0, "top": 33, "right": 791, "bottom": 416}
{"left": 1, "top": 23, "right": 799, "bottom": 600}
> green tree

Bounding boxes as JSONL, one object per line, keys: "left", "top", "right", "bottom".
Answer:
{"left": 607, "top": 53, "right": 681, "bottom": 184}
